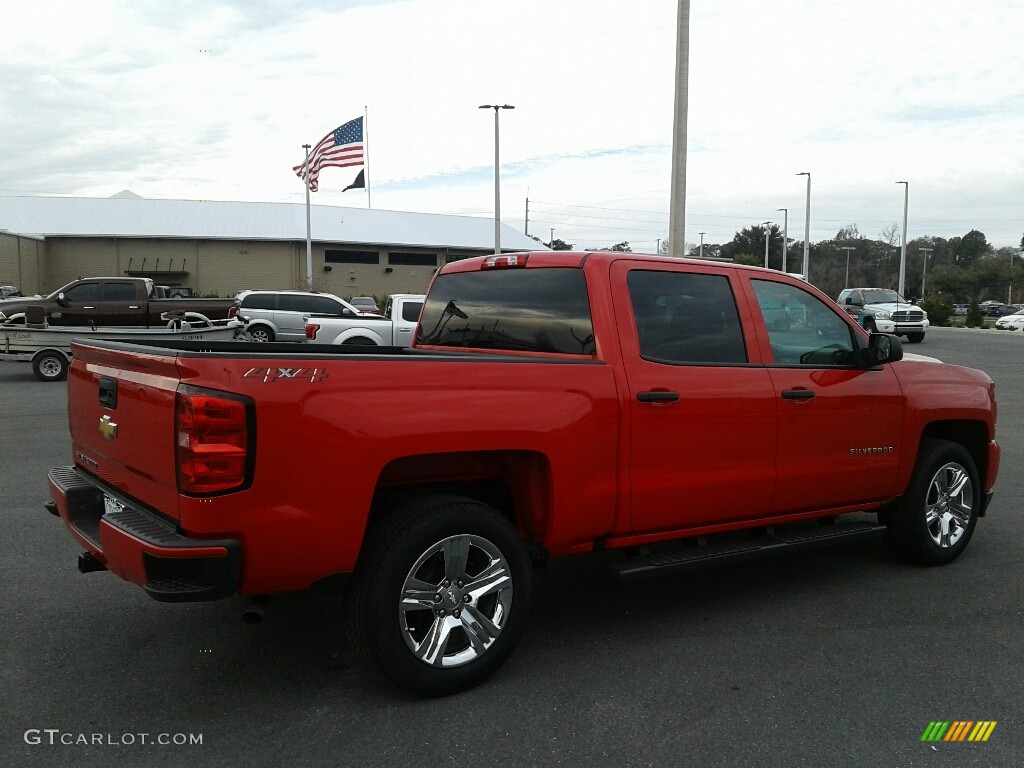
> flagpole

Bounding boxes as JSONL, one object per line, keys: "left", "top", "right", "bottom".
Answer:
{"left": 364, "top": 105, "right": 372, "bottom": 209}
{"left": 303, "top": 143, "right": 312, "bottom": 290}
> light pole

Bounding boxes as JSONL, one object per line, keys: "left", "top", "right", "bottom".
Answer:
{"left": 776, "top": 207, "right": 788, "bottom": 273}
{"left": 550, "top": 228, "right": 555, "bottom": 248}
{"left": 919, "top": 247, "right": 933, "bottom": 297}
{"left": 842, "top": 246, "right": 855, "bottom": 288}
{"left": 762, "top": 222, "right": 772, "bottom": 268}
{"left": 479, "top": 104, "right": 515, "bottom": 254}
{"left": 698, "top": 231, "right": 705, "bottom": 259}
{"left": 797, "top": 172, "right": 811, "bottom": 281}
{"left": 896, "top": 181, "right": 909, "bottom": 296}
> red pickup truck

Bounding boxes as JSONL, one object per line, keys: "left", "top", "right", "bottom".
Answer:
{"left": 46, "top": 252, "right": 1000, "bottom": 696}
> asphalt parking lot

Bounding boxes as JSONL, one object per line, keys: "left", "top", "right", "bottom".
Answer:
{"left": 2, "top": 326, "right": 1021, "bottom": 768}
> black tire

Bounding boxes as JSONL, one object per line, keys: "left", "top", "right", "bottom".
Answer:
{"left": 348, "top": 494, "right": 532, "bottom": 696}
{"left": 32, "top": 351, "right": 69, "bottom": 382}
{"left": 343, "top": 336, "right": 377, "bottom": 346}
{"left": 863, "top": 318, "right": 877, "bottom": 333}
{"left": 906, "top": 332, "right": 925, "bottom": 343}
{"left": 886, "top": 439, "right": 980, "bottom": 565}
{"left": 248, "top": 326, "right": 274, "bottom": 342}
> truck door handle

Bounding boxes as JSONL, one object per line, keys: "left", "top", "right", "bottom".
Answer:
{"left": 129, "top": 305, "right": 139, "bottom": 309}
{"left": 637, "top": 390, "right": 680, "bottom": 403}
{"left": 782, "top": 389, "right": 815, "bottom": 401}
{"left": 83, "top": 306, "right": 95, "bottom": 309}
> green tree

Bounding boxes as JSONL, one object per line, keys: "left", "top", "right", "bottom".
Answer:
{"left": 720, "top": 224, "right": 784, "bottom": 269}
{"left": 546, "top": 238, "right": 574, "bottom": 250}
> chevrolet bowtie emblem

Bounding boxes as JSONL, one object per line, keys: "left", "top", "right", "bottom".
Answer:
{"left": 99, "top": 415, "right": 118, "bottom": 441}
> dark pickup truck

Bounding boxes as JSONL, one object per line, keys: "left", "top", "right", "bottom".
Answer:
{"left": 0, "top": 277, "right": 234, "bottom": 327}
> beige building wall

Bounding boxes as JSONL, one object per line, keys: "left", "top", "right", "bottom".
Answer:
{"left": 0, "top": 233, "right": 47, "bottom": 295}
{"left": 197, "top": 240, "right": 296, "bottom": 297}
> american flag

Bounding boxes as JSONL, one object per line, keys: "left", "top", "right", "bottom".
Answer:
{"left": 293, "top": 117, "right": 364, "bottom": 192}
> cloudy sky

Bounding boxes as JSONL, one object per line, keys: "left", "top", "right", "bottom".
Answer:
{"left": 2, "top": 0, "right": 1022, "bottom": 251}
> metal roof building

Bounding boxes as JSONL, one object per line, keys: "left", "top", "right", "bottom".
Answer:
{"left": 0, "top": 194, "right": 542, "bottom": 298}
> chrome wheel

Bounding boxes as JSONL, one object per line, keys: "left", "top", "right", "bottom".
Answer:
{"left": 249, "top": 327, "right": 272, "bottom": 342}
{"left": 399, "top": 534, "right": 513, "bottom": 668}
{"left": 924, "top": 462, "right": 973, "bottom": 548}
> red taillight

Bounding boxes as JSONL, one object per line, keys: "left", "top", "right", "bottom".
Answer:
{"left": 228, "top": 306, "right": 238, "bottom": 319}
{"left": 176, "top": 387, "right": 252, "bottom": 495}
{"left": 305, "top": 323, "right": 319, "bottom": 340}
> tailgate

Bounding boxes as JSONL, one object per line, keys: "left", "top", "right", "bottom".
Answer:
{"left": 68, "top": 342, "right": 183, "bottom": 520}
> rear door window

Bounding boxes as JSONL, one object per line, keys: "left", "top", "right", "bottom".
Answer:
{"left": 401, "top": 301, "right": 423, "bottom": 322}
{"left": 278, "top": 294, "right": 314, "bottom": 313}
{"left": 627, "top": 270, "right": 747, "bottom": 364}
{"left": 418, "top": 268, "right": 595, "bottom": 355}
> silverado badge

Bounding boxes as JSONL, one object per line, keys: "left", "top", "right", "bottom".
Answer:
{"left": 99, "top": 415, "right": 119, "bottom": 441}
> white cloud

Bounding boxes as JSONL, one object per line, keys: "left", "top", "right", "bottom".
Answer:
{"left": 1, "top": 0, "right": 1021, "bottom": 248}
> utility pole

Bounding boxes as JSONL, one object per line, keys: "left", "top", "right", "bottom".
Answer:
{"left": 698, "top": 231, "right": 705, "bottom": 259}
{"left": 842, "top": 246, "right": 855, "bottom": 288}
{"left": 919, "top": 247, "right": 933, "bottom": 297}
{"left": 896, "top": 181, "right": 909, "bottom": 296}
{"left": 668, "top": 0, "right": 690, "bottom": 256}
{"left": 776, "top": 208, "right": 788, "bottom": 273}
{"left": 762, "top": 222, "right": 772, "bottom": 268}
{"left": 524, "top": 195, "right": 529, "bottom": 236}
{"left": 797, "top": 172, "right": 811, "bottom": 281}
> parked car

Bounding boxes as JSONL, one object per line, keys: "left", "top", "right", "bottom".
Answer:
{"left": 953, "top": 304, "right": 970, "bottom": 315}
{"left": 233, "top": 289, "right": 364, "bottom": 342}
{"left": 305, "top": 294, "right": 425, "bottom": 347}
{"left": 349, "top": 296, "right": 380, "bottom": 315}
{"left": 994, "top": 308, "right": 1024, "bottom": 330}
{"left": 0, "top": 285, "right": 23, "bottom": 299}
{"left": 836, "top": 288, "right": 929, "bottom": 343}
{"left": 979, "top": 300, "right": 1008, "bottom": 317}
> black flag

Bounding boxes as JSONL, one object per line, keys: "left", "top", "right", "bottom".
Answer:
{"left": 343, "top": 169, "right": 365, "bottom": 192}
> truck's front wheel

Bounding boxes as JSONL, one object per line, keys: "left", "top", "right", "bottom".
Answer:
{"left": 886, "top": 439, "right": 979, "bottom": 565}
{"left": 349, "top": 495, "right": 532, "bottom": 696}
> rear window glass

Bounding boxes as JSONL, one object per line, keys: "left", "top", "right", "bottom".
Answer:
{"left": 418, "top": 268, "right": 595, "bottom": 355}
{"left": 401, "top": 301, "right": 423, "bottom": 322}
{"left": 241, "top": 293, "right": 275, "bottom": 310}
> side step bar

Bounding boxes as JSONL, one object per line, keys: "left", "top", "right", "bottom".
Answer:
{"left": 609, "top": 522, "right": 887, "bottom": 582}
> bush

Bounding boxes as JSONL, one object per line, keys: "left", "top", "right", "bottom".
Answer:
{"left": 918, "top": 295, "right": 952, "bottom": 327}
{"left": 965, "top": 302, "right": 985, "bottom": 328}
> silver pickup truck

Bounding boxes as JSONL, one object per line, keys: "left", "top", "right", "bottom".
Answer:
{"left": 303, "top": 293, "right": 425, "bottom": 347}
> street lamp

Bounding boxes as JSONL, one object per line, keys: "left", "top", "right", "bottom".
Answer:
{"left": 698, "top": 231, "right": 705, "bottom": 259}
{"left": 919, "top": 247, "right": 933, "bottom": 297}
{"left": 896, "top": 181, "right": 909, "bottom": 296}
{"left": 842, "top": 246, "right": 855, "bottom": 288}
{"left": 796, "top": 172, "right": 811, "bottom": 281}
{"left": 479, "top": 104, "right": 515, "bottom": 254}
{"left": 762, "top": 222, "right": 772, "bottom": 268}
{"left": 776, "top": 208, "right": 788, "bottom": 273}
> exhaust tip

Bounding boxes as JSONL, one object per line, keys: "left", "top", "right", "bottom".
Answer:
{"left": 78, "top": 552, "right": 107, "bottom": 573}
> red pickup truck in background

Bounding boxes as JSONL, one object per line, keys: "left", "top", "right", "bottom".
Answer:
{"left": 46, "top": 252, "right": 1000, "bottom": 695}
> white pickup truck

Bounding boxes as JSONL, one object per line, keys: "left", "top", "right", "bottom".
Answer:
{"left": 303, "top": 293, "right": 425, "bottom": 347}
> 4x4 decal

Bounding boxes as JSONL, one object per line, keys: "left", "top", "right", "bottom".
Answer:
{"left": 243, "top": 367, "right": 329, "bottom": 384}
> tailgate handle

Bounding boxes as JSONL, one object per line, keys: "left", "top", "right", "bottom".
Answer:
{"left": 99, "top": 378, "right": 118, "bottom": 409}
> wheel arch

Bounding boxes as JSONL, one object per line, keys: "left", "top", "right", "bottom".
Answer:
{"left": 335, "top": 327, "right": 385, "bottom": 345}
{"left": 918, "top": 420, "right": 989, "bottom": 494}
{"left": 367, "top": 450, "right": 552, "bottom": 554}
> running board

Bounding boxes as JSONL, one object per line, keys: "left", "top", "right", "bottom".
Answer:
{"left": 608, "top": 522, "right": 887, "bottom": 582}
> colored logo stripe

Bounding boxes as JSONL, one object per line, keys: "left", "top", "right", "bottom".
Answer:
{"left": 921, "top": 721, "right": 996, "bottom": 742}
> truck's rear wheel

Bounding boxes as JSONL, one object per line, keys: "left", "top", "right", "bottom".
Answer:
{"left": 349, "top": 495, "right": 532, "bottom": 696}
{"left": 32, "top": 350, "right": 69, "bottom": 382}
{"left": 886, "top": 439, "right": 979, "bottom": 565}
{"left": 863, "top": 318, "right": 877, "bottom": 333}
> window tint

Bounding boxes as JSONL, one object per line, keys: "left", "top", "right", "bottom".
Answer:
{"left": 104, "top": 283, "right": 137, "bottom": 301}
{"left": 64, "top": 283, "right": 103, "bottom": 302}
{"left": 325, "top": 249, "right": 379, "bottom": 264}
{"left": 241, "top": 293, "right": 275, "bottom": 310}
{"left": 751, "top": 280, "right": 857, "bottom": 366}
{"left": 278, "top": 294, "right": 315, "bottom": 313}
{"left": 401, "top": 301, "right": 423, "bottom": 322}
{"left": 388, "top": 253, "right": 437, "bottom": 266}
{"left": 311, "top": 296, "right": 347, "bottom": 314}
{"left": 627, "top": 270, "right": 747, "bottom": 364}
{"left": 418, "top": 268, "right": 595, "bottom": 355}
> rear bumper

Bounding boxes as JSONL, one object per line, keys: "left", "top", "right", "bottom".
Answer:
{"left": 47, "top": 466, "right": 240, "bottom": 602}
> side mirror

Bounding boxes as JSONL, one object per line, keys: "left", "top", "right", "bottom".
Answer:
{"left": 57, "top": 292, "right": 69, "bottom": 307}
{"left": 864, "top": 333, "right": 903, "bottom": 366}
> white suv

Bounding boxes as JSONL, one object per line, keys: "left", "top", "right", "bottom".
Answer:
{"left": 234, "top": 290, "right": 362, "bottom": 342}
